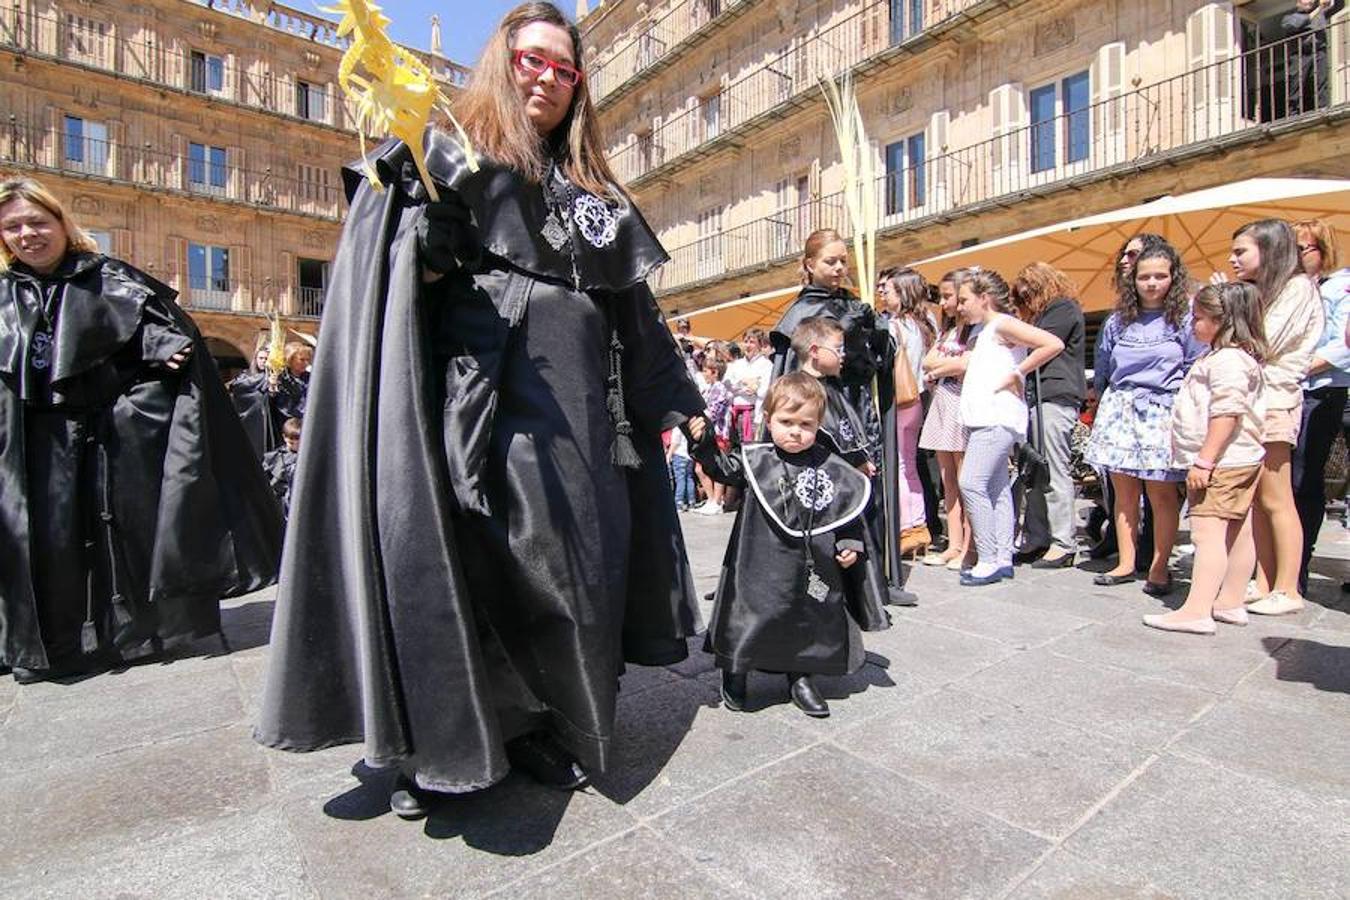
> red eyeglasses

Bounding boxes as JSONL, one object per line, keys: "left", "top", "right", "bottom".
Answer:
{"left": 513, "top": 49, "right": 583, "bottom": 88}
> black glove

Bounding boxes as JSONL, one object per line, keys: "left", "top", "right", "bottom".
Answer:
{"left": 416, "top": 196, "right": 475, "bottom": 275}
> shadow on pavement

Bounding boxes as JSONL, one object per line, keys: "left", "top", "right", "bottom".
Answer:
{"left": 1262, "top": 637, "right": 1349, "bottom": 696}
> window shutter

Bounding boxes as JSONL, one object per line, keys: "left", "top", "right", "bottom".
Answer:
{"left": 279, "top": 250, "right": 295, "bottom": 314}
{"left": 1092, "top": 42, "right": 1125, "bottom": 164}
{"left": 223, "top": 53, "right": 237, "bottom": 101}
{"left": 929, "top": 109, "right": 950, "bottom": 210}
{"left": 45, "top": 106, "right": 60, "bottom": 168}
{"left": 227, "top": 146, "right": 245, "bottom": 200}
{"left": 171, "top": 133, "right": 185, "bottom": 190}
{"left": 231, "top": 244, "right": 252, "bottom": 311}
{"left": 113, "top": 228, "right": 133, "bottom": 262}
{"left": 1187, "top": 3, "right": 1236, "bottom": 138}
{"left": 166, "top": 235, "right": 187, "bottom": 294}
{"left": 107, "top": 120, "right": 124, "bottom": 179}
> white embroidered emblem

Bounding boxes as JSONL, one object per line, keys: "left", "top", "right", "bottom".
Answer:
{"left": 541, "top": 209, "right": 568, "bottom": 251}
{"left": 793, "top": 468, "right": 835, "bottom": 512}
{"left": 838, "top": 418, "right": 856, "bottom": 443}
{"left": 30, "top": 331, "right": 52, "bottom": 370}
{"left": 572, "top": 194, "right": 619, "bottom": 248}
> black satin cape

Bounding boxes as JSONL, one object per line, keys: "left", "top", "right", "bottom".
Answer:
{"left": 227, "top": 371, "right": 280, "bottom": 459}
{"left": 255, "top": 131, "right": 705, "bottom": 792}
{"left": 699, "top": 443, "right": 890, "bottom": 676}
{"left": 0, "top": 254, "right": 283, "bottom": 669}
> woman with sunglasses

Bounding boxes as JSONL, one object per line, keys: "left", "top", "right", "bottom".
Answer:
{"left": 1290, "top": 219, "right": 1350, "bottom": 597}
{"left": 258, "top": 3, "right": 709, "bottom": 818}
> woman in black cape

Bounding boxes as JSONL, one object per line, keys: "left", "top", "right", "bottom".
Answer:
{"left": 228, "top": 336, "right": 280, "bottom": 458}
{"left": 255, "top": 2, "right": 708, "bottom": 818}
{"left": 0, "top": 177, "right": 283, "bottom": 683}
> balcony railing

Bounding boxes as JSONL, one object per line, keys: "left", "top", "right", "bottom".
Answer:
{"left": 0, "top": 7, "right": 356, "bottom": 129}
{"left": 0, "top": 121, "right": 345, "bottom": 220}
{"left": 649, "top": 26, "right": 1350, "bottom": 296}
{"left": 176, "top": 276, "right": 324, "bottom": 320}
{"left": 607, "top": 0, "right": 990, "bottom": 184}
{"left": 589, "top": 0, "right": 754, "bottom": 105}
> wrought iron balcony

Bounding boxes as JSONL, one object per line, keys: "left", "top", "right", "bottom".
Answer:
{"left": 649, "top": 26, "right": 1350, "bottom": 297}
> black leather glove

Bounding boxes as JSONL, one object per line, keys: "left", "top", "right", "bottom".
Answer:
{"left": 416, "top": 196, "right": 475, "bottom": 275}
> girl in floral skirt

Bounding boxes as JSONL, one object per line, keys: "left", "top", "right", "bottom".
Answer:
{"left": 1085, "top": 239, "right": 1206, "bottom": 594}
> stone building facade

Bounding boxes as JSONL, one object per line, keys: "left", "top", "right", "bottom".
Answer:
{"left": 580, "top": 0, "right": 1349, "bottom": 315}
{"left": 0, "top": 0, "right": 467, "bottom": 369}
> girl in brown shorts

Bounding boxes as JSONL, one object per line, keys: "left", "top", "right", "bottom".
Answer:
{"left": 1145, "top": 284, "right": 1268, "bottom": 635}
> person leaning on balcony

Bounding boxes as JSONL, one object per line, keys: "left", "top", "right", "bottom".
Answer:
{"left": 0, "top": 176, "right": 284, "bottom": 685}
{"left": 1288, "top": 219, "right": 1350, "bottom": 597}
{"left": 1009, "top": 262, "right": 1086, "bottom": 570}
{"left": 255, "top": 2, "right": 710, "bottom": 820}
{"left": 1212, "top": 219, "right": 1325, "bottom": 616}
{"left": 1281, "top": 0, "right": 1346, "bottom": 113}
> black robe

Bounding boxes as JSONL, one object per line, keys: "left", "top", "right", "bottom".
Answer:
{"left": 255, "top": 132, "right": 705, "bottom": 792}
{"left": 262, "top": 446, "right": 297, "bottom": 517}
{"left": 770, "top": 289, "right": 908, "bottom": 595}
{"left": 227, "top": 370, "right": 280, "bottom": 459}
{"left": 697, "top": 442, "right": 890, "bottom": 676}
{"left": 0, "top": 254, "right": 283, "bottom": 670}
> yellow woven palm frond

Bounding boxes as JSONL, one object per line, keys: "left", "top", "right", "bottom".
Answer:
{"left": 266, "top": 313, "right": 286, "bottom": 377}
{"left": 322, "top": 0, "right": 478, "bottom": 200}
{"left": 820, "top": 74, "right": 878, "bottom": 310}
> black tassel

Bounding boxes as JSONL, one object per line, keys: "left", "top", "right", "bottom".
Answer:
{"left": 110, "top": 594, "right": 133, "bottom": 630}
{"left": 80, "top": 620, "right": 99, "bottom": 655}
{"left": 611, "top": 420, "right": 642, "bottom": 468}
{"left": 606, "top": 329, "right": 641, "bottom": 470}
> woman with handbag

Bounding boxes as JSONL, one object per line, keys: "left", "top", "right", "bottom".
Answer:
{"left": 1010, "top": 263, "right": 1087, "bottom": 568}
{"left": 878, "top": 267, "right": 937, "bottom": 559}
{"left": 955, "top": 269, "right": 1064, "bottom": 586}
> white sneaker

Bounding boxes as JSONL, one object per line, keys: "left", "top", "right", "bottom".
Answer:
{"left": 1246, "top": 591, "right": 1305, "bottom": 616}
{"left": 1244, "top": 581, "right": 1265, "bottom": 604}
{"left": 694, "top": 502, "right": 723, "bottom": 516}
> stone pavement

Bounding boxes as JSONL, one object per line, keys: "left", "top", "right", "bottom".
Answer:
{"left": 2, "top": 513, "right": 1348, "bottom": 899}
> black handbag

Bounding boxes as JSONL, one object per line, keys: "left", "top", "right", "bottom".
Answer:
{"left": 1015, "top": 368, "right": 1052, "bottom": 492}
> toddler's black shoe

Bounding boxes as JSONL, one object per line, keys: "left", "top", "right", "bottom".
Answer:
{"left": 507, "top": 733, "right": 589, "bottom": 790}
{"left": 721, "top": 671, "right": 748, "bottom": 711}
{"left": 389, "top": 773, "right": 431, "bottom": 820}
{"left": 787, "top": 674, "right": 829, "bottom": 718}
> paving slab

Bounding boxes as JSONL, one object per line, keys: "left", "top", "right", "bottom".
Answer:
{"left": 6, "top": 808, "right": 315, "bottom": 900}
{"left": 279, "top": 765, "right": 639, "bottom": 900}
{"left": 765, "top": 651, "right": 938, "bottom": 737}
{"left": 1006, "top": 849, "right": 1173, "bottom": 900}
{"left": 1171, "top": 698, "right": 1350, "bottom": 800}
{"left": 491, "top": 826, "right": 746, "bottom": 900}
{"left": 0, "top": 725, "right": 270, "bottom": 882}
{"left": 1064, "top": 752, "right": 1350, "bottom": 899}
{"left": 0, "top": 665, "right": 244, "bottom": 773}
{"left": 590, "top": 675, "right": 814, "bottom": 818}
{"left": 959, "top": 648, "right": 1216, "bottom": 749}
{"left": 906, "top": 593, "right": 1096, "bottom": 649}
{"left": 1230, "top": 626, "right": 1350, "bottom": 716}
{"left": 653, "top": 743, "right": 1049, "bottom": 899}
{"left": 864, "top": 616, "right": 1017, "bottom": 686}
{"left": 837, "top": 688, "right": 1151, "bottom": 838}
{"left": 1047, "top": 620, "right": 1270, "bottom": 693}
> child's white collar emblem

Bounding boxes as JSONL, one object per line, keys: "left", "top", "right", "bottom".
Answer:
{"left": 794, "top": 468, "right": 835, "bottom": 511}
{"left": 573, "top": 195, "right": 619, "bottom": 248}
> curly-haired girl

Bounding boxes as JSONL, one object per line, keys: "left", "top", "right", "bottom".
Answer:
{"left": 1085, "top": 238, "right": 1206, "bottom": 594}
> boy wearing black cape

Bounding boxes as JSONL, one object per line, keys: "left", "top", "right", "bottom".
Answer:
{"left": 690, "top": 372, "right": 891, "bottom": 718}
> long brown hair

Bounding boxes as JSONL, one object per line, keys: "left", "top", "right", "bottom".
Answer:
{"left": 1012, "top": 262, "right": 1079, "bottom": 322}
{"left": 451, "top": 3, "right": 617, "bottom": 197}
{"left": 968, "top": 268, "right": 1014, "bottom": 314}
{"left": 880, "top": 266, "right": 936, "bottom": 350}
{"left": 1192, "top": 282, "right": 1267, "bottom": 362}
{"left": 1115, "top": 240, "right": 1189, "bottom": 328}
{"left": 0, "top": 175, "right": 99, "bottom": 271}
{"left": 800, "top": 228, "right": 846, "bottom": 286}
{"left": 1234, "top": 218, "right": 1301, "bottom": 312}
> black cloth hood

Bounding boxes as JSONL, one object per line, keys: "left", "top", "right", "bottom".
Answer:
{"left": 0, "top": 254, "right": 185, "bottom": 388}
{"left": 344, "top": 131, "right": 669, "bottom": 292}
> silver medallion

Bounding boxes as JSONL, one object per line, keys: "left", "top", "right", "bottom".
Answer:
{"left": 806, "top": 570, "right": 829, "bottom": 601}
{"left": 541, "top": 208, "right": 569, "bottom": 252}
{"left": 572, "top": 194, "right": 619, "bottom": 249}
{"left": 793, "top": 468, "right": 835, "bottom": 512}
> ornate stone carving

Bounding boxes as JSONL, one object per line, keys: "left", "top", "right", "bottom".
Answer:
{"left": 302, "top": 230, "right": 326, "bottom": 249}
{"left": 777, "top": 137, "right": 801, "bottom": 164}
{"left": 197, "top": 214, "right": 222, "bottom": 232}
{"left": 197, "top": 21, "right": 219, "bottom": 42}
{"left": 1034, "top": 16, "right": 1075, "bottom": 57}
{"left": 303, "top": 50, "right": 321, "bottom": 69}
{"left": 699, "top": 174, "right": 718, "bottom": 197}
{"left": 72, "top": 195, "right": 100, "bottom": 215}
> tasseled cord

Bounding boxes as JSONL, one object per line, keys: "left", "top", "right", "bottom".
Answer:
{"left": 606, "top": 328, "right": 642, "bottom": 469}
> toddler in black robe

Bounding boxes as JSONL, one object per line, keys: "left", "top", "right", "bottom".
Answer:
{"left": 690, "top": 372, "right": 891, "bottom": 718}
